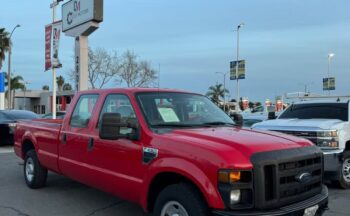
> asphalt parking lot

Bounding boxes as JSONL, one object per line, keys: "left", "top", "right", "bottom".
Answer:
{"left": 0, "top": 146, "right": 349, "bottom": 216}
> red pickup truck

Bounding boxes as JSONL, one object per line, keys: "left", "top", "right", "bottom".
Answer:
{"left": 15, "top": 88, "right": 328, "bottom": 216}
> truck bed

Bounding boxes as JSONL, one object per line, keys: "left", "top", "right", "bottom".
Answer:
{"left": 14, "top": 118, "right": 63, "bottom": 173}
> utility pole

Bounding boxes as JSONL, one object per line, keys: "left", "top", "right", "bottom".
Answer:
{"left": 7, "top": 24, "right": 20, "bottom": 109}
{"left": 235, "top": 23, "right": 244, "bottom": 112}
{"left": 327, "top": 53, "right": 335, "bottom": 95}
{"left": 216, "top": 72, "right": 228, "bottom": 112}
{"left": 50, "top": 0, "right": 60, "bottom": 119}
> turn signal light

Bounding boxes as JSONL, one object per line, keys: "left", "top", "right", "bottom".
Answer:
{"left": 230, "top": 171, "right": 241, "bottom": 183}
{"left": 218, "top": 171, "right": 241, "bottom": 183}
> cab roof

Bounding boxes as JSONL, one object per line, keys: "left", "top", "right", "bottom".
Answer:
{"left": 76, "top": 88, "right": 197, "bottom": 95}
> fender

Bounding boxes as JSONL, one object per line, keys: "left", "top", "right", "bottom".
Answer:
{"left": 140, "top": 157, "right": 225, "bottom": 212}
{"left": 19, "top": 131, "right": 38, "bottom": 159}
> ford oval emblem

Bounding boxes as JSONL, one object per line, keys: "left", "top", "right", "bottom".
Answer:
{"left": 295, "top": 172, "right": 312, "bottom": 183}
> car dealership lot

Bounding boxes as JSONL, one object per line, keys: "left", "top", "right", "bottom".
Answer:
{"left": 0, "top": 147, "right": 349, "bottom": 216}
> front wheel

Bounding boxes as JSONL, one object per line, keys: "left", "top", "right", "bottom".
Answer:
{"left": 153, "top": 183, "right": 209, "bottom": 216}
{"left": 338, "top": 152, "right": 350, "bottom": 189}
{"left": 24, "top": 150, "right": 48, "bottom": 189}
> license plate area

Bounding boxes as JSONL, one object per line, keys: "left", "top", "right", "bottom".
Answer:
{"left": 304, "top": 205, "right": 319, "bottom": 216}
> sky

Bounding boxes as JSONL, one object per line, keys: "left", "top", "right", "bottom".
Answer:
{"left": 1, "top": 0, "right": 350, "bottom": 102}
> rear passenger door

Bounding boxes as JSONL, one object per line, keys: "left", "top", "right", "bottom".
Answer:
{"left": 58, "top": 94, "right": 99, "bottom": 183}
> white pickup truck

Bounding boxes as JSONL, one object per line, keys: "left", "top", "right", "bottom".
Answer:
{"left": 253, "top": 100, "right": 350, "bottom": 188}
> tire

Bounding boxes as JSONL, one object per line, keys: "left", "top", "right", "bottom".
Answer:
{"left": 24, "top": 150, "right": 48, "bottom": 189}
{"left": 338, "top": 151, "right": 350, "bottom": 189}
{"left": 153, "top": 183, "right": 209, "bottom": 216}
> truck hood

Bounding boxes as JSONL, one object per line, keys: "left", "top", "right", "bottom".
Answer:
{"left": 253, "top": 118, "right": 344, "bottom": 131}
{"left": 164, "top": 127, "right": 311, "bottom": 160}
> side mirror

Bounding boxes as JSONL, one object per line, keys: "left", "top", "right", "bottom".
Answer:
{"left": 231, "top": 113, "right": 243, "bottom": 127}
{"left": 99, "top": 113, "right": 140, "bottom": 140}
{"left": 268, "top": 112, "right": 276, "bottom": 120}
{"left": 267, "top": 106, "right": 276, "bottom": 120}
{"left": 100, "top": 113, "right": 126, "bottom": 140}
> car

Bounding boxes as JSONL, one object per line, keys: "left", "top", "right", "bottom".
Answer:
{"left": 253, "top": 99, "right": 350, "bottom": 188}
{"left": 41, "top": 111, "right": 66, "bottom": 119}
{"left": 242, "top": 114, "right": 265, "bottom": 127}
{"left": 0, "top": 110, "right": 38, "bottom": 146}
{"left": 14, "top": 88, "right": 328, "bottom": 216}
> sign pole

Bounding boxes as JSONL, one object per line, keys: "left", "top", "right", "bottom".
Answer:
{"left": 0, "top": 93, "right": 4, "bottom": 110}
{"left": 78, "top": 36, "right": 89, "bottom": 91}
{"left": 52, "top": 0, "right": 57, "bottom": 119}
{"left": 62, "top": 0, "right": 103, "bottom": 92}
{"left": 236, "top": 28, "right": 240, "bottom": 112}
{"left": 0, "top": 72, "right": 4, "bottom": 110}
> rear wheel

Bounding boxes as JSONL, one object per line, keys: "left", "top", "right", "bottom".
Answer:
{"left": 24, "top": 150, "right": 48, "bottom": 188}
{"left": 153, "top": 183, "right": 209, "bottom": 216}
{"left": 338, "top": 152, "right": 350, "bottom": 189}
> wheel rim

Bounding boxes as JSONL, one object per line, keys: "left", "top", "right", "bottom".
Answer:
{"left": 25, "top": 158, "right": 34, "bottom": 182}
{"left": 160, "top": 201, "right": 189, "bottom": 216}
{"left": 343, "top": 158, "right": 350, "bottom": 183}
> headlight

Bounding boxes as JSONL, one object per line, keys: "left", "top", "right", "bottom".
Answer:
{"left": 316, "top": 130, "right": 338, "bottom": 148}
{"left": 317, "top": 130, "right": 337, "bottom": 137}
{"left": 317, "top": 138, "right": 338, "bottom": 148}
{"left": 230, "top": 190, "right": 241, "bottom": 205}
{"left": 218, "top": 170, "right": 253, "bottom": 209}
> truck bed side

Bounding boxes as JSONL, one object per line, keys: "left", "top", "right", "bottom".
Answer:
{"left": 14, "top": 119, "right": 63, "bottom": 173}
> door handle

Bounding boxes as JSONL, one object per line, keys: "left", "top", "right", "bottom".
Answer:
{"left": 87, "top": 137, "right": 94, "bottom": 151}
{"left": 61, "top": 133, "right": 67, "bottom": 145}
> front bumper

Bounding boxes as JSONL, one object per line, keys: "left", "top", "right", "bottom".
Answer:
{"left": 323, "top": 149, "right": 343, "bottom": 181}
{"left": 212, "top": 185, "right": 328, "bottom": 216}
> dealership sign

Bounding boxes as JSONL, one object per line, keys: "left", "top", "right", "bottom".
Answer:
{"left": 45, "top": 21, "right": 62, "bottom": 71}
{"left": 45, "top": 24, "right": 52, "bottom": 71}
{"left": 52, "top": 21, "right": 62, "bottom": 68}
{"left": 62, "top": 0, "right": 103, "bottom": 32}
{"left": 0, "top": 72, "right": 4, "bottom": 93}
{"left": 323, "top": 77, "right": 335, "bottom": 91}
{"left": 230, "top": 60, "right": 246, "bottom": 80}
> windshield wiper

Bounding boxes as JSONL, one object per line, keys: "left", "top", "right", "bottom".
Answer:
{"left": 151, "top": 123, "right": 197, "bottom": 128}
{"left": 201, "top": 122, "right": 235, "bottom": 126}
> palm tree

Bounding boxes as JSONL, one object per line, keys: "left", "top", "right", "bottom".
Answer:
{"left": 5, "top": 75, "right": 25, "bottom": 109}
{"left": 206, "top": 84, "right": 229, "bottom": 104}
{"left": 56, "top": 76, "right": 65, "bottom": 92}
{"left": 0, "top": 28, "right": 11, "bottom": 70}
{"left": 42, "top": 85, "right": 49, "bottom": 91}
{"left": 62, "top": 83, "right": 72, "bottom": 91}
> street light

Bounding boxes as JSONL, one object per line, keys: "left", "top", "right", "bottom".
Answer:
{"left": 216, "top": 72, "right": 229, "bottom": 112}
{"left": 327, "top": 52, "right": 335, "bottom": 95}
{"left": 7, "top": 24, "right": 21, "bottom": 109}
{"left": 235, "top": 23, "right": 244, "bottom": 112}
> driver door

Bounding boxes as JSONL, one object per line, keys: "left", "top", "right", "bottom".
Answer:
{"left": 87, "top": 94, "right": 145, "bottom": 202}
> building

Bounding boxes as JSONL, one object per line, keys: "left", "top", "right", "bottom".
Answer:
{"left": 14, "top": 90, "right": 75, "bottom": 114}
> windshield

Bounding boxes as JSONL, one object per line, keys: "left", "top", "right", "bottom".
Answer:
{"left": 137, "top": 92, "right": 234, "bottom": 128}
{"left": 279, "top": 103, "right": 348, "bottom": 121}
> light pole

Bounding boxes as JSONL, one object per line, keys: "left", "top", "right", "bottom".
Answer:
{"left": 235, "top": 23, "right": 244, "bottom": 112}
{"left": 21, "top": 81, "right": 30, "bottom": 110}
{"left": 327, "top": 53, "right": 335, "bottom": 95}
{"left": 7, "top": 24, "right": 21, "bottom": 109}
{"left": 216, "top": 72, "right": 228, "bottom": 112}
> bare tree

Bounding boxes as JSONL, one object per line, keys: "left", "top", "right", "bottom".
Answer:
{"left": 67, "top": 47, "right": 121, "bottom": 89}
{"left": 88, "top": 48, "right": 121, "bottom": 89}
{"left": 119, "top": 50, "right": 157, "bottom": 87}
